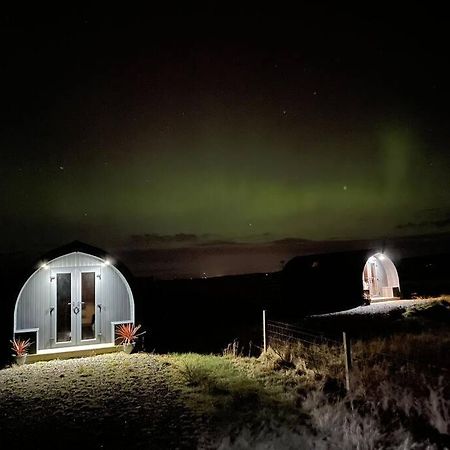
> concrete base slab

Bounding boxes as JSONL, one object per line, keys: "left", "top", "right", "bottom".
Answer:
{"left": 370, "top": 296, "right": 401, "bottom": 303}
{"left": 26, "top": 344, "right": 122, "bottom": 363}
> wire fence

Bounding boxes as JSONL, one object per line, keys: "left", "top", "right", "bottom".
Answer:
{"left": 266, "top": 319, "right": 342, "bottom": 346}
{"left": 265, "top": 318, "right": 347, "bottom": 382}
{"left": 264, "top": 312, "right": 449, "bottom": 389}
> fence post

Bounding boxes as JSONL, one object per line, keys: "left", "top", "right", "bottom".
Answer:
{"left": 263, "top": 310, "right": 267, "bottom": 353}
{"left": 343, "top": 331, "right": 352, "bottom": 392}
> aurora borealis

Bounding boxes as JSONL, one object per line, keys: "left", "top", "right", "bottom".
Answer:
{"left": 2, "top": 11, "right": 450, "bottom": 277}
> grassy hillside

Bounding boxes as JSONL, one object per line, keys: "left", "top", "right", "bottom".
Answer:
{"left": 1, "top": 299, "right": 449, "bottom": 449}
{"left": 1, "top": 340, "right": 449, "bottom": 449}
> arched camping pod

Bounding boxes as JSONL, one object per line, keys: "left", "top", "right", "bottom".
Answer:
{"left": 13, "top": 242, "right": 135, "bottom": 355}
{"left": 282, "top": 249, "right": 402, "bottom": 314}
{"left": 362, "top": 252, "right": 400, "bottom": 302}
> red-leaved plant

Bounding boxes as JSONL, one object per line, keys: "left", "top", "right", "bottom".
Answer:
{"left": 116, "top": 323, "right": 144, "bottom": 345}
{"left": 11, "top": 338, "right": 31, "bottom": 356}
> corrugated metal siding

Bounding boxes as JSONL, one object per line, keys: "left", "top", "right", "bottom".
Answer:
{"left": 15, "top": 252, "right": 134, "bottom": 351}
{"left": 16, "top": 268, "right": 52, "bottom": 348}
{"left": 384, "top": 258, "right": 400, "bottom": 288}
{"left": 97, "top": 265, "right": 132, "bottom": 343}
{"left": 49, "top": 252, "right": 103, "bottom": 268}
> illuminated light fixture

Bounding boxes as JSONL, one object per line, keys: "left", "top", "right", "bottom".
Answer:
{"left": 378, "top": 254, "right": 386, "bottom": 260}
{"left": 102, "top": 259, "right": 111, "bottom": 267}
{"left": 41, "top": 263, "right": 49, "bottom": 270}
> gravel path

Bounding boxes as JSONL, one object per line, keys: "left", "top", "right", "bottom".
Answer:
{"left": 312, "top": 298, "right": 430, "bottom": 317}
{"left": 0, "top": 353, "right": 203, "bottom": 449}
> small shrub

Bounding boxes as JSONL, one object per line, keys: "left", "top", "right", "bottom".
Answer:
{"left": 223, "top": 339, "right": 241, "bottom": 358}
{"left": 424, "top": 377, "right": 450, "bottom": 435}
{"left": 10, "top": 338, "right": 31, "bottom": 356}
{"left": 179, "top": 361, "right": 210, "bottom": 388}
{"left": 116, "top": 323, "right": 144, "bottom": 345}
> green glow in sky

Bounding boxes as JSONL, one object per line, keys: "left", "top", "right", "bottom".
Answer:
{"left": 3, "top": 122, "right": 449, "bottom": 251}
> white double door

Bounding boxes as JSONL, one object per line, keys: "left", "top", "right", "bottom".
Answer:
{"left": 52, "top": 267, "right": 101, "bottom": 347}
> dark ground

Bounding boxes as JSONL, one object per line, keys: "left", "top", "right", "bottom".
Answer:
{"left": 0, "top": 353, "right": 204, "bottom": 450}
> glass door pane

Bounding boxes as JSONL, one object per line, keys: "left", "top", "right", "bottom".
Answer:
{"left": 56, "top": 273, "right": 72, "bottom": 343}
{"left": 81, "top": 272, "right": 96, "bottom": 340}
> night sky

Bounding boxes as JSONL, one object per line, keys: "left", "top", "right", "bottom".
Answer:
{"left": 2, "top": 9, "right": 450, "bottom": 278}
